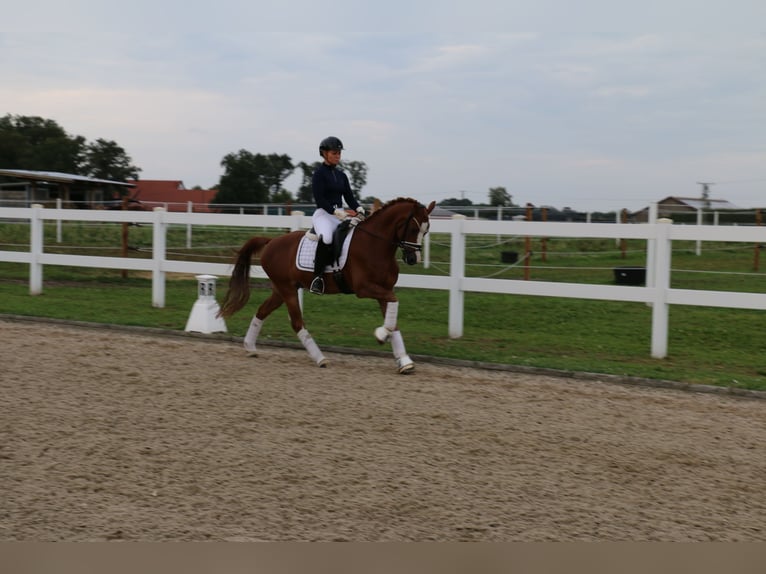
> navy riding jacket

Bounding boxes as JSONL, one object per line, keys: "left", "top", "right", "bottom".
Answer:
{"left": 312, "top": 163, "right": 359, "bottom": 213}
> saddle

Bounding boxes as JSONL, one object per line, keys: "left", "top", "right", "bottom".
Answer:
{"left": 300, "top": 220, "right": 355, "bottom": 293}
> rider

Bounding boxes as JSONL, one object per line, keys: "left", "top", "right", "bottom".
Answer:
{"left": 309, "top": 136, "right": 365, "bottom": 294}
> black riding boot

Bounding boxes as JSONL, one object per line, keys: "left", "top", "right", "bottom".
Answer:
{"left": 310, "top": 242, "right": 331, "bottom": 294}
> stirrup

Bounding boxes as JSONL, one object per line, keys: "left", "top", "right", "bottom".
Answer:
{"left": 309, "top": 276, "right": 324, "bottom": 294}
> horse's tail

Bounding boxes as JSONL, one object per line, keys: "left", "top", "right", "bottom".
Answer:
{"left": 218, "top": 237, "right": 272, "bottom": 318}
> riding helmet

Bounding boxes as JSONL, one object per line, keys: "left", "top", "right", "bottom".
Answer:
{"left": 319, "top": 136, "right": 344, "bottom": 156}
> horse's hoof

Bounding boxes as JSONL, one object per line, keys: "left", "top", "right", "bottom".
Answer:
{"left": 245, "top": 350, "right": 258, "bottom": 358}
{"left": 317, "top": 358, "right": 328, "bottom": 368}
{"left": 397, "top": 356, "right": 414, "bottom": 374}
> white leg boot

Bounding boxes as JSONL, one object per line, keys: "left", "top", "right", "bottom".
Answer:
{"left": 375, "top": 301, "right": 399, "bottom": 344}
{"left": 390, "top": 330, "right": 414, "bottom": 374}
{"left": 244, "top": 316, "right": 263, "bottom": 356}
{"left": 298, "top": 328, "right": 328, "bottom": 367}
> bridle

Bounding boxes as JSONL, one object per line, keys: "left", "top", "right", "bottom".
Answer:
{"left": 394, "top": 207, "right": 427, "bottom": 253}
{"left": 355, "top": 204, "right": 429, "bottom": 261}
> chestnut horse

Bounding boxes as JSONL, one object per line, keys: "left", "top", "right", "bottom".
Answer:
{"left": 218, "top": 197, "right": 436, "bottom": 373}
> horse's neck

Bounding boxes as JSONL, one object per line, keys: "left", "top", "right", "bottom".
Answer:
{"left": 373, "top": 203, "right": 413, "bottom": 228}
{"left": 366, "top": 208, "right": 406, "bottom": 245}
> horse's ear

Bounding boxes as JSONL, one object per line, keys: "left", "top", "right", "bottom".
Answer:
{"left": 426, "top": 200, "right": 436, "bottom": 214}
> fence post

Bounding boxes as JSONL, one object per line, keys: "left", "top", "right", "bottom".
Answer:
{"left": 645, "top": 202, "right": 658, "bottom": 298}
{"left": 754, "top": 208, "right": 761, "bottom": 272}
{"left": 650, "top": 218, "right": 673, "bottom": 358}
{"left": 290, "top": 210, "right": 305, "bottom": 232}
{"left": 448, "top": 215, "right": 466, "bottom": 338}
{"left": 56, "top": 198, "right": 63, "bottom": 243}
{"left": 30, "top": 204, "right": 44, "bottom": 295}
{"left": 152, "top": 207, "right": 167, "bottom": 308}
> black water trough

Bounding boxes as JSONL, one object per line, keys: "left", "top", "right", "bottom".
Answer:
{"left": 613, "top": 266, "right": 646, "bottom": 285}
{"left": 501, "top": 251, "right": 519, "bottom": 264}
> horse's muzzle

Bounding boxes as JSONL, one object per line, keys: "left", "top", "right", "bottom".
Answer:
{"left": 402, "top": 249, "right": 420, "bottom": 266}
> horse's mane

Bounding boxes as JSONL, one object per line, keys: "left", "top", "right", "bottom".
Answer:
{"left": 366, "top": 197, "right": 421, "bottom": 221}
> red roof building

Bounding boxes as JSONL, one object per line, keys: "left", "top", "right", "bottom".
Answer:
{"left": 127, "top": 180, "right": 217, "bottom": 212}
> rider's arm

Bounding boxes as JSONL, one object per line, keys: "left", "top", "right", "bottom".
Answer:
{"left": 312, "top": 169, "right": 336, "bottom": 213}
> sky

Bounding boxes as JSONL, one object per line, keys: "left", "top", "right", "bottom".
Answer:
{"left": 2, "top": 0, "right": 765, "bottom": 212}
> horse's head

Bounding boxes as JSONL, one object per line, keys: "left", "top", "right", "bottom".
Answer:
{"left": 401, "top": 199, "right": 436, "bottom": 265}
{"left": 393, "top": 199, "right": 436, "bottom": 265}
{"left": 360, "top": 198, "right": 435, "bottom": 265}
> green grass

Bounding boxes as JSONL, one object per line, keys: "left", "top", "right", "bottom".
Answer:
{"left": 2, "top": 221, "right": 766, "bottom": 391}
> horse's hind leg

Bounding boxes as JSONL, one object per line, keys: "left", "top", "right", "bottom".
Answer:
{"left": 283, "top": 288, "right": 327, "bottom": 367}
{"left": 244, "top": 290, "right": 284, "bottom": 356}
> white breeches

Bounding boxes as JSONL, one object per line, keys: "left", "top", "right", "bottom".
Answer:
{"left": 312, "top": 209, "right": 340, "bottom": 244}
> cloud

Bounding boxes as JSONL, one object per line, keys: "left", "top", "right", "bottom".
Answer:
{"left": 2, "top": 1, "right": 765, "bottom": 210}
{"left": 592, "top": 85, "right": 651, "bottom": 98}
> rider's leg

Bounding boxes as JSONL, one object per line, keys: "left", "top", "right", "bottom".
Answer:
{"left": 310, "top": 210, "right": 338, "bottom": 295}
{"left": 310, "top": 241, "right": 332, "bottom": 294}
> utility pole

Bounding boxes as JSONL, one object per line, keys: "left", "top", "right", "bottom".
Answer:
{"left": 696, "top": 181, "right": 715, "bottom": 209}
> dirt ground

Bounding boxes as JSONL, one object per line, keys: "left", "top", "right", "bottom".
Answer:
{"left": 1, "top": 318, "right": 764, "bottom": 541}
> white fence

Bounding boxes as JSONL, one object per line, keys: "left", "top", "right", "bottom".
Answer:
{"left": 2, "top": 204, "right": 766, "bottom": 359}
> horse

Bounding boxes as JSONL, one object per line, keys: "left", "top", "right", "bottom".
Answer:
{"left": 218, "top": 197, "right": 436, "bottom": 373}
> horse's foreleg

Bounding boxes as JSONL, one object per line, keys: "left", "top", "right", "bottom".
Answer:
{"left": 374, "top": 300, "right": 413, "bottom": 374}
{"left": 374, "top": 300, "right": 398, "bottom": 344}
{"left": 390, "top": 330, "right": 414, "bottom": 374}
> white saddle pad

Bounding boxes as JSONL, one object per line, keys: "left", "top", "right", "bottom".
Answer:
{"left": 296, "top": 229, "right": 356, "bottom": 272}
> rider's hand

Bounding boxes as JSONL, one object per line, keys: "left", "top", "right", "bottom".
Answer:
{"left": 355, "top": 206, "right": 366, "bottom": 219}
{"left": 333, "top": 208, "right": 348, "bottom": 220}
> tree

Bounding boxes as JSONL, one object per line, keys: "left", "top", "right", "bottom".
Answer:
{"left": 294, "top": 159, "right": 369, "bottom": 203}
{"left": 341, "top": 160, "right": 368, "bottom": 200}
{"left": 295, "top": 161, "right": 321, "bottom": 203}
{"left": 213, "top": 150, "right": 294, "bottom": 208}
{"left": 0, "top": 114, "right": 86, "bottom": 173}
{"left": 488, "top": 186, "right": 513, "bottom": 207}
{"left": 270, "top": 188, "right": 294, "bottom": 203}
{"left": 440, "top": 197, "right": 474, "bottom": 206}
{"left": 83, "top": 138, "right": 141, "bottom": 182}
{"left": 0, "top": 115, "right": 141, "bottom": 189}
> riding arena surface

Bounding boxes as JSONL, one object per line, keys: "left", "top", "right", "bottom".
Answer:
{"left": 1, "top": 319, "right": 764, "bottom": 542}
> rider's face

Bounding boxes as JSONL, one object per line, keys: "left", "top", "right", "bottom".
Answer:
{"left": 323, "top": 149, "right": 342, "bottom": 166}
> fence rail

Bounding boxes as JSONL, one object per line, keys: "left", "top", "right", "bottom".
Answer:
{"left": 2, "top": 204, "right": 766, "bottom": 359}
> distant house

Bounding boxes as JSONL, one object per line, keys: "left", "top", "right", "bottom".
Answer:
{"left": 633, "top": 196, "right": 740, "bottom": 222}
{"left": 428, "top": 205, "right": 460, "bottom": 219}
{"left": 0, "top": 169, "right": 134, "bottom": 207}
{"left": 127, "top": 180, "right": 218, "bottom": 212}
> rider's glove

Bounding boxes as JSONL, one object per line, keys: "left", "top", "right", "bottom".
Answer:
{"left": 355, "top": 205, "right": 366, "bottom": 219}
{"left": 333, "top": 208, "right": 348, "bottom": 220}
